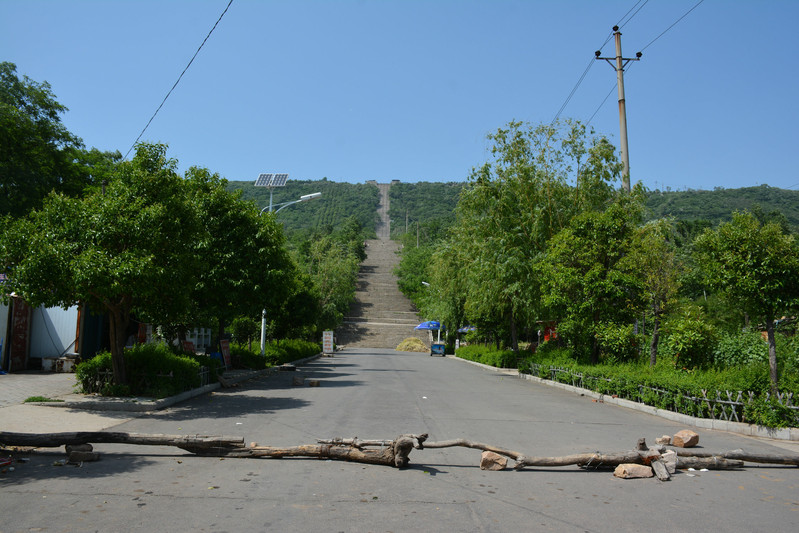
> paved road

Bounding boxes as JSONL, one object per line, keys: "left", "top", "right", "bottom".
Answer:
{"left": 2, "top": 349, "right": 798, "bottom": 532}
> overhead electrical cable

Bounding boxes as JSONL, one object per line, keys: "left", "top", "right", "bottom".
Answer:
{"left": 585, "top": 0, "right": 705, "bottom": 123}
{"left": 550, "top": 0, "right": 645, "bottom": 125}
{"left": 641, "top": 0, "right": 706, "bottom": 52}
{"left": 124, "top": 0, "right": 235, "bottom": 159}
{"left": 618, "top": 0, "right": 650, "bottom": 29}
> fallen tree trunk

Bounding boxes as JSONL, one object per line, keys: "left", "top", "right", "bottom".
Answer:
{"left": 0, "top": 431, "right": 245, "bottom": 455}
{"left": 672, "top": 448, "right": 799, "bottom": 466}
{"left": 1, "top": 431, "right": 793, "bottom": 472}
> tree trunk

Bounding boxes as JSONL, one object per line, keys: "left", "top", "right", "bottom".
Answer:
{"left": 649, "top": 315, "right": 660, "bottom": 367}
{"left": 766, "top": 314, "right": 779, "bottom": 395}
{"left": 0, "top": 431, "right": 246, "bottom": 455}
{"left": 217, "top": 318, "right": 226, "bottom": 354}
{"left": 590, "top": 312, "right": 600, "bottom": 364}
{"left": 509, "top": 306, "right": 519, "bottom": 352}
{"left": 107, "top": 306, "right": 128, "bottom": 385}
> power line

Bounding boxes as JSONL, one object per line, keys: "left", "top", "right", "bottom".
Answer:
{"left": 124, "top": 0, "right": 235, "bottom": 159}
{"left": 641, "top": 0, "right": 706, "bottom": 52}
{"left": 585, "top": 0, "right": 706, "bottom": 124}
{"left": 587, "top": 61, "right": 637, "bottom": 126}
{"left": 550, "top": 0, "right": 645, "bottom": 125}
{"left": 618, "top": 0, "right": 650, "bottom": 30}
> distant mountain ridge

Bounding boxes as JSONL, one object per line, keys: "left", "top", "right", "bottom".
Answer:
{"left": 227, "top": 180, "right": 799, "bottom": 235}
{"left": 645, "top": 185, "right": 799, "bottom": 232}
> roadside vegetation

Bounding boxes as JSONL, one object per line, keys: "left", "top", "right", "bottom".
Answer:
{"left": 0, "top": 62, "right": 363, "bottom": 391}
{"left": 394, "top": 119, "right": 799, "bottom": 427}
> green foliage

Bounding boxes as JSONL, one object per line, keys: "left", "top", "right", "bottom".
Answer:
{"left": 185, "top": 166, "right": 293, "bottom": 342}
{"left": 661, "top": 305, "right": 717, "bottom": 369}
{"left": 645, "top": 185, "right": 799, "bottom": 234}
{"left": 0, "top": 61, "right": 107, "bottom": 216}
{"left": 388, "top": 182, "right": 463, "bottom": 240}
{"left": 231, "top": 317, "right": 260, "bottom": 349}
{"left": 744, "top": 397, "right": 799, "bottom": 428}
{"left": 74, "top": 344, "right": 214, "bottom": 398}
{"left": 713, "top": 332, "right": 769, "bottom": 368}
{"left": 541, "top": 194, "right": 645, "bottom": 363}
{"left": 516, "top": 352, "right": 798, "bottom": 427}
{"left": 594, "top": 322, "right": 640, "bottom": 363}
{"left": 694, "top": 210, "right": 799, "bottom": 391}
{"left": 289, "top": 222, "right": 365, "bottom": 332}
{"left": 227, "top": 179, "right": 380, "bottom": 238}
{"left": 455, "top": 344, "right": 518, "bottom": 368}
{"left": 24, "top": 396, "right": 64, "bottom": 403}
{"left": 230, "top": 344, "right": 267, "bottom": 369}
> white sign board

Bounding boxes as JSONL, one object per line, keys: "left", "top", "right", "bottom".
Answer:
{"left": 322, "top": 330, "right": 334, "bottom": 355}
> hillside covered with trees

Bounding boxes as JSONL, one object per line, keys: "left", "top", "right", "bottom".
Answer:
{"left": 227, "top": 179, "right": 380, "bottom": 238}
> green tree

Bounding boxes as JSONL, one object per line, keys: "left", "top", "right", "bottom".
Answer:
{"left": 623, "top": 220, "right": 682, "bottom": 366}
{"left": 694, "top": 211, "right": 799, "bottom": 393}
{"left": 445, "top": 120, "right": 622, "bottom": 350}
{"left": 541, "top": 194, "right": 645, "bottom": 363}
{"left": 185, "top": 166, "right": 292, "bottom": 347}
{"left": 0, "top": 62, "right": 98, "bottom": 216}
{"left": 0, "top": 143, "right": 203, "bottom": 384}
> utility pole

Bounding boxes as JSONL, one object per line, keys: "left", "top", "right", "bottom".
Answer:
{"left": 595, "top": 26, "right": 641, "bottom": 193}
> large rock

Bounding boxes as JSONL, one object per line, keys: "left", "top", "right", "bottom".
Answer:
{"left": 480, "top": 451, "right": 508, "bottom": 471}
{"left": 672, "top": 429, "right": 699, "bottom": 448}
{"left": 660, "top": 450, "right": 678, "bottom": 474}
{"left": 655, "top": 435, "right": 671, "bottom": 445}
{"left": 613, "top": 463, "right": 654, "bottom": 479}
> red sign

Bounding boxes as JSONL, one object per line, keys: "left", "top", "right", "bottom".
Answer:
{"left": 219, "top": 339, "right": 231, "bottom": 369}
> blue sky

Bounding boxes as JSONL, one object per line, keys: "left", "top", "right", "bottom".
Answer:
{"left": 3, "top": 0, "right": 798, "bottom": 191}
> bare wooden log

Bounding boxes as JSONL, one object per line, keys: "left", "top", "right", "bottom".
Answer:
{"left": 316, "top": 437, "right": 394, "bottom": 449}
{"left": 422, "top": 439, "right": 662, "bottom": 470}
{"left": 673, "top": 448, "right": 799, "bottom": 466}
{"left": 233, "top": 444, "right": 397, "bottom": 465}
{"left": 0, "top": 431, "right": 245, "bottom": 454}
{"left": 676, "top": 456, "right": 743, "bottom": 470}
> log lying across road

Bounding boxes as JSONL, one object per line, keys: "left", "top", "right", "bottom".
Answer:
{"left": 0, "top": 431, "right": 246, "bottom": 455}
{"left": 2, "top": 431, "right": 798, "bottom": 471}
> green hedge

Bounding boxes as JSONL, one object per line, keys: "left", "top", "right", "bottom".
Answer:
{"left": 75, "top": 343, "right": 217, "bottom": 398}
{"left": 455, "top": 344, "right": 518, "bottom": 368}
{"left": 456, "top": 342, "right": 799, "bottom": 428}
{"left": 231, "top": 339, "right": 321, "bottom": 369}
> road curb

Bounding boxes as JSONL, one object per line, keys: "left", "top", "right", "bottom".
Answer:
{"left": 32, "top": 353, "right": 324, "bottom": 413}
{"left": 447, "top": 355, "right": 799, "bottom": 442}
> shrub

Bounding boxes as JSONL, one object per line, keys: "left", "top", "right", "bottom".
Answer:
{"left": 713, "top": 332, "right": 768, "bottom": 368}
{"left": 744, "top": 397, "right": 799, "bottom": 428}
{"left": 595, "top": 322, "right": 640, "bottom": 363}
{"left": 74, "top": 343, "right": 210, "bottom": 398}
{"left": 455, "top": 344, "right": 517, "bottom": 368}
{"left": 662, "top": 305, "right": 717, "bottom": 369}
{"left": 231, "top": 344, "right": 267, "bottom": 369}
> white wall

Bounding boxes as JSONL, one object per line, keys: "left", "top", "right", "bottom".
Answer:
{"left": 29, "top": 305, "right": 79, "bottom": 359}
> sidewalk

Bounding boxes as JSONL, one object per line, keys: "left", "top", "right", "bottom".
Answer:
{"left": 0, "top": 356, "right": 321, "bottom": 434}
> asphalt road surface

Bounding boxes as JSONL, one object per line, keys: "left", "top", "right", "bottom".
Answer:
{"left": 2, "top": 348, "right": 798, "bottom": 532}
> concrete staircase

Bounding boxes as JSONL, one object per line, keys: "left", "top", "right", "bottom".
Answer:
{"left": 336, "top": 183, "right": 428, "bottom": 349}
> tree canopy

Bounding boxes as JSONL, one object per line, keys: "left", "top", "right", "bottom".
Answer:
{"left": 0, "top": 61, "right": 120, "bottom": 216}
{"left": 694, "top": 211, "right": 799, "bottom": 392}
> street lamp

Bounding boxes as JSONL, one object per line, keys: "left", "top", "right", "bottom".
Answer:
{"left": 260, "top": 192, "right": 322, "bottom": 214}
{"left": 253, "top": 174, "right": 322, "bottom": 355}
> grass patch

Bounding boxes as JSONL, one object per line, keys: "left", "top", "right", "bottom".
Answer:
{"left": 24, "top": 396, "right": 64, "bottom": 403}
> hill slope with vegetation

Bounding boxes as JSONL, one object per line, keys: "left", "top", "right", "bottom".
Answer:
{"left": 227, "top": 179, "right": 380, "bottom": 238}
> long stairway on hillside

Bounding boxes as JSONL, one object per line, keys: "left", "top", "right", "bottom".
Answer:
{"left": 336, "top": 183, "right": 428, "bottom": 349}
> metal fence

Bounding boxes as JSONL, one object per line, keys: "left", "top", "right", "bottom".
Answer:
{"left": 527, "top": 363, "right": 798, "bottom": 425}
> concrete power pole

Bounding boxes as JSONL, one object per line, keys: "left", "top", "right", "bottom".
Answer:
{"left": 596, "top": 26, "right": 641, "bottom": 192}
